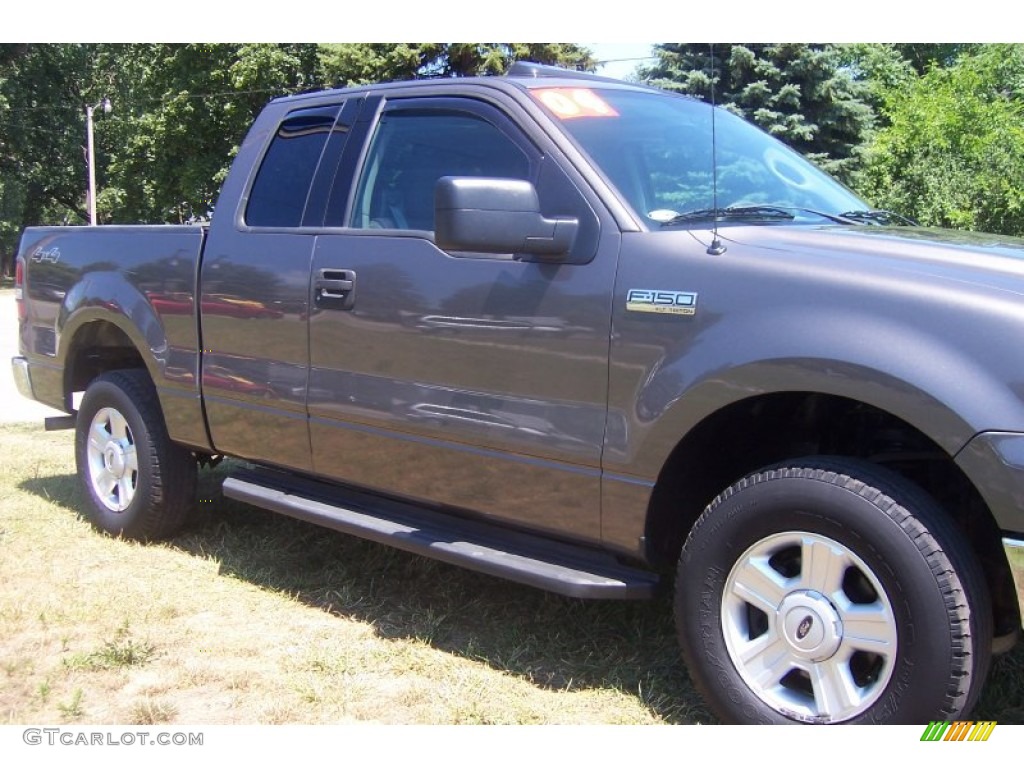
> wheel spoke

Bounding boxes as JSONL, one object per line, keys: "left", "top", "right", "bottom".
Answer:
{"left": 89, "top": 421, "right": 110, "bottom": 453}
{"left": 839, "top": 603, "right": 897, "bottom": 654}
{"left": 744, "top": 635, "right": 794, "bottom": 689}
{"left": 123, "top": 444, "right": 138, "bottom": 474}
{"left": 801, "top": 536, "right": 848, "bottom": 595}
{"left": 107, "top": 410, "right": 129, "bottom": 440}
{"left": 728, "top": 556, "right": 788, "bottom": 612}
{"left": 809, "top": 656, "right": 858, "bottom": 718}
{"left": 117, "top": 475, "right": 134, "bottom": 508}
{"left": 735, "top": 623, "right": 788, "bottom": 670}
{"left": 93, "top": 466, "right": 116, "bottom": 499}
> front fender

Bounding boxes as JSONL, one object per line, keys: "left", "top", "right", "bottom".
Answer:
{"left": 606, "top": 302, "right": 1024, "bottom": 480}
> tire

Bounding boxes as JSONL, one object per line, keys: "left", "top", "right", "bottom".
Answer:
{"left": 75, "top": 369, "right": 196, "bottom": 541}
{"left": 675, "top": 457, "right": 992, "bottom": 724}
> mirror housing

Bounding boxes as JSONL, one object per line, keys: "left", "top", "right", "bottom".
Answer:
{"left": 435, "top": 177, "right": 578, "bottom": 260}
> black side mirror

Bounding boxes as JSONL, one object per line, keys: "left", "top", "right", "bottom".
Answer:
{"left": 434, "top": 177, "right": 579, "bottom": 260}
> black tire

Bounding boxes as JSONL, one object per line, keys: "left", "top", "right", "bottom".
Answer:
{"left": 675, "top": 457, "right": 992, "bottom": 724}
{"left": 75, "top": 369, "right": 196, "bottom": 541}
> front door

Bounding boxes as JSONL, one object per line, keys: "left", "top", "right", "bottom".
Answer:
{"left": 307, "top": 94, "right": 618, "bottom": 540}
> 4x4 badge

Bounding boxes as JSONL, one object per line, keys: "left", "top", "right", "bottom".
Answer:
{"left": 626, "top": 289, "right": 697, "bottom": 316}
{"left": 31, "top": 246, "right": 61, "bottom": 264}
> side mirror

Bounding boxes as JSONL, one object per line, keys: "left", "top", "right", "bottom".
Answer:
{"left": 434, "top": 177, "right": 578, "bottom": 260}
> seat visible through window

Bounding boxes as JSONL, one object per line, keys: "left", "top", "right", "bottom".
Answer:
{"left": 353, "top": 110, "right": 530, "bottom": 231}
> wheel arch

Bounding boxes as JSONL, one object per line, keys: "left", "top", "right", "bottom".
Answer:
{"left": 57, "top": 277, "right": 211, "bottom": 452}
{"left": 63, "top": 317, "right": 148, "bottom": 401}
{"left": 643, "top": 390, "right": 1021, "bottom": 644}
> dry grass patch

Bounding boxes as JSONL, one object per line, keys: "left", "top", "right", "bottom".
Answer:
{"left": 0, "top": 423, "right": 699, "bottom": 724}
{"left": 2, "top": 422, "right": 1022, "bottom": 725}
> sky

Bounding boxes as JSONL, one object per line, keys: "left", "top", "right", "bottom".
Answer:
{"left": 7, "top": 0, "right": 1010, "bottom": 43}
{"left": 585, "top": 43, "right": 657, "bottom": 80}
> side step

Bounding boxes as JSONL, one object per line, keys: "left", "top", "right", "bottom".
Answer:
{"left": 222, "top": 468, "right": 660, "bottom": 599}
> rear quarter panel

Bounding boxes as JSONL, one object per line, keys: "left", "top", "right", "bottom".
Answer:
{"left": 17, "top": 225, "right": 209, "bottom": 449}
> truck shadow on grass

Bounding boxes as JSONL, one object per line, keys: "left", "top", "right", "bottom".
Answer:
{"left": 184, "top": 470, "right": 712, "bottom": 723}
{"left": 21, "top": 467, "right": 707, "bottom": 723}
{"left": 21, "top": 466, "right": 1024, "bottom": 724}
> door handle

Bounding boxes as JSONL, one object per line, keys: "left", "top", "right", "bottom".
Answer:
{"left": 315, "top": 269, "right": 356, "bottom": 309}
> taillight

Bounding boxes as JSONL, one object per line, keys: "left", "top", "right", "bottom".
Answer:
{"left": 14, "top": 258, "right": 25, "bottom": 321}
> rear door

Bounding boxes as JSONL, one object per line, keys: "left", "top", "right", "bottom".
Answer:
{"left": 307, "top": 92, "right": 619, "bottom": 540}
{"left": 200, "top": 100, "right": 359, "bottom": 471}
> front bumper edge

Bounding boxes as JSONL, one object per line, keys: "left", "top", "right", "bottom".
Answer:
{"left": 1004, "top": 537, "right": 1024, "bottom": 638}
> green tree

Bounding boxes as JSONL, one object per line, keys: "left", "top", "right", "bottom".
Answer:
{"left": 97, "top": 43, "right": 323, "bottom": 223}
{"left": 640, "top": 44, "right": 874, "bottom": 181}
{"left": 836, "top": 44, "right": 916, "bottom": 113}
{"left": 861, "top": 44, "right": 1024, "bottom": 235}
{"left": 0, "top": 43, "right": 594, "bottom": 239}
{"left": 894, "top": 44, "right": 979, "bottom": 74}
{"left": 319, "top": 43, "right": 593, "bottom": 86}
{"left": 0, "top": 44, "right": 101, "bottom": 258}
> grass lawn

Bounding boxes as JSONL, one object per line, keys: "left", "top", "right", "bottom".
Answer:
{"left": 0, "top": 424, "right": 706, "bottom": 724}
{"left": 1, "top": 422, "right": 1021, "bottom": 725}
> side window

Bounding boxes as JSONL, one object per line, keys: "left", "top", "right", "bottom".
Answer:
{"left": 246, "top": 104, "right": 341, "bottom": 227}
{"left": 351, "top": 110, "right": 530, "bottom": 231}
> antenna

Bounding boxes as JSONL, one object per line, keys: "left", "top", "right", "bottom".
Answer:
{"left": 707, "top": 43, "right": 726, "bottom": 256}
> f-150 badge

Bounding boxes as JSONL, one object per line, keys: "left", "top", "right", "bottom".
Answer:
{"left": 626, "top": 289, "right": 698, "bottom": 316}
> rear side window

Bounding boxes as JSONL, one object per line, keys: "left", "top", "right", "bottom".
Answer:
{"left": 246, "top": 104, "right": 341, "bottom": 227}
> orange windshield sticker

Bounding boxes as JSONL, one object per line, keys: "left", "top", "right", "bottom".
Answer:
{"left": 533, "top": 88, "right": 619, "bottom": 119}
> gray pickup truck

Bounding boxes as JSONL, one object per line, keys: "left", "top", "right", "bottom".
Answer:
{"left": 12, "top": 63, "right": 1024, "bottom": 724}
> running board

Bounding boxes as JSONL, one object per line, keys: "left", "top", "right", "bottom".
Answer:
{"left": 222, "top": 469, "right": 659, "bottom": 599}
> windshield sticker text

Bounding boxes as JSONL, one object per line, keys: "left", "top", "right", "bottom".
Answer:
{"left": 532, "top": 88, "right": 619, "bottom": 120}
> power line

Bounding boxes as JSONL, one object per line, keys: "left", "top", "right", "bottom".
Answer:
{"left": 594, "top": 56, "right": 659, "bottom": 65}
{"left": 2, "top": 57, "right": 664, "bottom": 117}
{"left": 0, "top": 86, "right": 303, "bottom": 116}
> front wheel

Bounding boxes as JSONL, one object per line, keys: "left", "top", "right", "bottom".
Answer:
{"left": 75, "top": 369, "right": 196, "bottom": 541}
{"left": 675, "top": 458, "right": 991, "bottom": 724}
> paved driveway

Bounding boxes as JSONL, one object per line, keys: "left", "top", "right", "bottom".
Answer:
{"left": 0, "top": 291, "right": 66, "bottom": 424}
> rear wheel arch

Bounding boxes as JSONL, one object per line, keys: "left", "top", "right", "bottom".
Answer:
{"left": 63, "top": 319, "right": 147, "bottom": 399}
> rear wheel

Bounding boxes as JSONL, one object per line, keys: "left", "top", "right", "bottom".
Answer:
{"left": 675, "top": 458, "right": 991, "bottom": 724}
{"left": 75, "top": 370, "right": 196, "bottom": 540}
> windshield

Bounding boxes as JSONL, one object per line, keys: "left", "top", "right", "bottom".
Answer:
{"left": 531, "top": 86, "right": 868, "bottom": 227}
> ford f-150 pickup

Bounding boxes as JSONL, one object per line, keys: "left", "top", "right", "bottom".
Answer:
{"left": 11, "top": 62, "right": 1024, "bottom": 724}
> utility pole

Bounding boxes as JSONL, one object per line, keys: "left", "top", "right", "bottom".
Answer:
{"left": 86, "top": 98, "right": 112, "bottom": 226}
